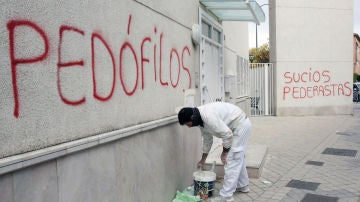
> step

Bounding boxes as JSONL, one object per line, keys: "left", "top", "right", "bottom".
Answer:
{"left": 204, "top": 144, "right": 268, "bottom": 178}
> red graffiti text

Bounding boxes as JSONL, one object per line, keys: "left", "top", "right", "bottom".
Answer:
{"left": 6, "top": 16, "right": 192, "bottom": 118}
{"left": 282, "top": 67, "right": 351, "bottom": 100}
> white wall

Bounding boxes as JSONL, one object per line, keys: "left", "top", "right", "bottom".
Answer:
{"left": 0, "top": 0, "right": 198, "bottom": 158}
{"left": 0, "top": 0, "right": 201, "bottom": 201}
{"left": 222, "top": 22, "right": 250, "bottom": 116}
{"left": 270, "top": 0, "right": 354, "bottom": 115}
{"left": 223, "top": 21, "right": 249, "bottom": 76}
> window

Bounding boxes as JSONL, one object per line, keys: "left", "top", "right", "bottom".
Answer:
{"left": 201, "top": 21, "right": 211, "bottom": 38}
{"left": 213, "top": 28, "right": 221, "bottom": 43}
{"left": 201, "top": 20, "right": 222, "bottom": 44}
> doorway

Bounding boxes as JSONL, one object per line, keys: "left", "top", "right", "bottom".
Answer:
{"left": 199, "top": 8, "right": 224, "bottom": 105}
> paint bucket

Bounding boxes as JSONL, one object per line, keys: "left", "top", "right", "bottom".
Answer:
{"left": 193, "top": 170, "right": 216, "bottom": 200}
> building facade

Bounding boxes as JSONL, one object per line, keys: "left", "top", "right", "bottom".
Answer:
{"left": 270, "top": 0, "right": 354, "bottom": 116}
{"left": 0, "top": 1, "right": 251, "bottom": 201}
{"left": 0, "top": 0, "right": 354, "bottom": 201}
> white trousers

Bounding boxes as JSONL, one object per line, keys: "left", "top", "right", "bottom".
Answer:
{"left": 220, "top": 118, "right": 251, "bottom": 197}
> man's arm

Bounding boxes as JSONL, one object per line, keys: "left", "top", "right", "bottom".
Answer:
{"left": 198, "top": 130, "right": 212, "bottom": 169}
{"left": 202, "top": 131, "right": 213, "bottom": 153}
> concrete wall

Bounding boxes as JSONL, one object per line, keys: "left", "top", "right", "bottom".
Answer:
{"left": 270, "top": 0, "right": 354, "bottom": 116}
{"left": 0, "top": 0, "right": 202, "bottom": 201}
{"left": 0, "top": 124, "right": 201, "bottom": 202}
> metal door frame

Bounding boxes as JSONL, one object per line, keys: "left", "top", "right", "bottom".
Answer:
{"left": 199, "top": 8, "right": 224, "bottom": 105}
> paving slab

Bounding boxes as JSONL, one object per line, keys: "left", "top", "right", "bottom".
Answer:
{"left": 206, "top": 103, "right": 360, "bottom": 202}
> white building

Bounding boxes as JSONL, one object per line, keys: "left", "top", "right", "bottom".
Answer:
{"left": 270, "top": 0, "right": 353, "bottom": 115}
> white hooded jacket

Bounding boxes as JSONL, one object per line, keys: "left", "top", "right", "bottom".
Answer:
{"left": 197, "top": 102, "right": 247, "bottom": 153}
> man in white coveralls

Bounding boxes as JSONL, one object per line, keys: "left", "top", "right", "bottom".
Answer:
{"left": 178, "top": 102, "right": 251, "bottom": 202}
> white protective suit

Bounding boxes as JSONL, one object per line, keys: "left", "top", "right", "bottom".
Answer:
{"left": 197, "top": 102, "right": 251, "bottom": 197}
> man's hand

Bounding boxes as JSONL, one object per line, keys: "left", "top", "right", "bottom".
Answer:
{"left": 197, "top": 153, "right": 208, "bottom": 170}
{"left": 197, "top": 160, "right": 205, "bottom": 170}
{"left": 221, "top": 151, "right": 228, "bottom": 165}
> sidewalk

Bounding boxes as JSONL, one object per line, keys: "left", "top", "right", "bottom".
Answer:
{"left": 214, "top": 103, "right": 360, "bottom": 202}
